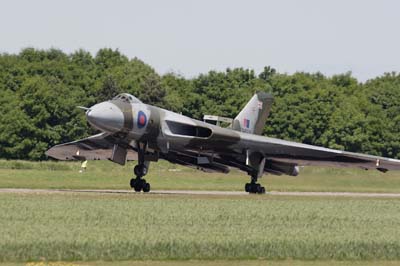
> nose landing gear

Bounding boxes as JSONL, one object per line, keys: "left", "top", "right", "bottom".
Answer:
{"left": 130, "top": 142, "right": 151, "bottom": 193}
{"left": 130, "top": 164, "right": 150, "bottom": 192}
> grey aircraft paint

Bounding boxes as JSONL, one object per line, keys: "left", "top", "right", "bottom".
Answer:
{"left": 46, "top": 92, "right": 400, "bottom": 193}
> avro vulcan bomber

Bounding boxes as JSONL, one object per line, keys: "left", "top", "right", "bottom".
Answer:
{"left": 46, "top": 92, "right": 400, "bottom": 194}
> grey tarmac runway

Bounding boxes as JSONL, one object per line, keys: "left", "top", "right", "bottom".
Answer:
{"left": 1, "top": 188, "right": 400, "bottom": 198}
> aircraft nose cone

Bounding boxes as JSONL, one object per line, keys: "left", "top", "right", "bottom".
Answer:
{"left": 86, "top": 102, "right": 124, "bottom": 132}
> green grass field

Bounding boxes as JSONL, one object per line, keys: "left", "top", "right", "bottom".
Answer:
{"left": 1, "top": 192, "right": 400, "bottom": 262}
{"left": 1, "top": 160, "right": 400, "bottom": 192}
{"left": 2, "top": 260, "right": 400, "bottom": 266}
{"left": 2, "top": 160, "right": 400, "bottom": 265}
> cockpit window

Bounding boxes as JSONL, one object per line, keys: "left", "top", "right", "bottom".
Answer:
{"left": 112, "top": 93, "right": 142, "bottom": 104}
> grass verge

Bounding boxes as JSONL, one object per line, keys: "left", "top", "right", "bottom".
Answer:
{"left": 1, "top": 193, "right": 400, "bottom": 262}
{"left": 1, "top": 160, "right": 400, "bottom": 192}
{"left": 2, "top": 260, "right": 400, "bottom": 266}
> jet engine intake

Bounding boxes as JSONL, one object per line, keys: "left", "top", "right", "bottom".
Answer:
{"left": 165, "top": 120, "right": 212, "bottom": 138}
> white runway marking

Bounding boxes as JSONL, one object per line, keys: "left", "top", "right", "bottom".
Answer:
{"left": 1, "top": 188, "right": 400, "bottom": 198}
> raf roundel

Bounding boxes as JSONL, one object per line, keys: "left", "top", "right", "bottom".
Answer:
{"left": 137, "top": 111, "right": 147, "bottom": 129}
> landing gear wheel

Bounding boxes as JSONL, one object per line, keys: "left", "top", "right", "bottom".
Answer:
{"left": 133, "top": 184, "right": 142, "bottom": 192}
{"left": 130, "top": 178, "right": 142, "bottom": 192}
{"left": 142, "top": 182, "right": 150, "bottom": 193}
{"left": 130, "top": 178, "right": 136, "bottom": 188}
{"left": 245, "top": 180, "right": 266, "bottom": 194}
{"left": 245, "top": 183, "right": 251, "bottom": 193}
{"left": 141, "top": 166, "right": 148, "bottom": 176}
{"left": 134, "top": 165, "right": 148, "bottom": 177}
{"left": 137, "top": 179, "right": 146, "bottom": 192}
{"left": 130, "top": 177, "right": 151, "bottom": 193}
{"left": 134, "top": 166, "right": 140, "bottom": 176}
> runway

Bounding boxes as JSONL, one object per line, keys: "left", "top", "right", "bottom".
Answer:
{"left": 1, "top": 188, "right": 400, "bottom": 198}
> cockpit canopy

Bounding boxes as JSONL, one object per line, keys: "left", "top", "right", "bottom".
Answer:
{"left": 112, "top": 93, "right": 142, "bottom": 104}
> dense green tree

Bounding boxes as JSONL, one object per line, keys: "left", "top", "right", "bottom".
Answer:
{"left": 0, "top": 48, "right": 399, "bottom": 160}
{"left": 94, "top": 48, "right": 128, "bottom": 71}
{"left": 161, "top": 73, "right": 192, "bottom": 113}
{"left": 363, "top": 73, "right": 400, "bottom": 157}
{"left": 258, "top": 66, "right": 276, "bottom": 82}
{"left": 139, "top": 73, "right": 166, "bottom": 107}
{"left": 97, "top": 74, "right": 121, "bottom": 102}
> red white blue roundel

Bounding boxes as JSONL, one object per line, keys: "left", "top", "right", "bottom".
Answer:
{"left": 137, "top": 111, "right": 147, "bottom": 128}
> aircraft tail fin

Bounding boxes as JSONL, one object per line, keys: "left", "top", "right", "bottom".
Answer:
{"left": 232, "top": 92, "right": 274, "bottom": 135}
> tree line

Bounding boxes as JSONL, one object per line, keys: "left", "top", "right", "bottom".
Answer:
{"left": 0, "top": 48, "right": 399, "bottom": 160}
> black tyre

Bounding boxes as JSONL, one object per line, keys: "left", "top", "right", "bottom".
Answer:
{"left": 259, "top": 186, "right": 266, "bottom": 194}
{"left": 249, "top": 183, "right": 256, "bottom": 194}
{"left": 130, "top": 178, "right": 136, "bottom": 188}
{"left": 134, "top": 165, "right": 148, "bottom": 177}
{"left": 141, "top": 165, "right": 148, "bottom": 176}
{"left": 143, "top": 182, "right": 150, "bottom": 193}
{"left": 245, "top": 183, "right": 251, "bottom": 192}
{"left": 134, "top": 165, "right": 141, "bottom": 176}
{"left": 131, "top": 178, "right": 142, "bottom": 192}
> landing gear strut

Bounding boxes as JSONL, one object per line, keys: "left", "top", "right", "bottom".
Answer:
{"left": 244, "top": 151, "right": 266, "bottom": 194}
{"left": 245, "top": 174, "right": 266, "bottom": 194}
{"left": 130, "top": 142, "right": 151, "bottom": 193}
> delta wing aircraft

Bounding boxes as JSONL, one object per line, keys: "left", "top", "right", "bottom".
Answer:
{"left": 46, "top": 92, "right": 400, "bottom": 194}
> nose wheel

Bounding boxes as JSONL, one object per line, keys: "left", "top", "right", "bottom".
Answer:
{"left": 130, "top": 178, "right": 150, "bottom": 192}
{"left": 134, "top": 164, "right": 148, "bottom": 176}
{"left": 130, "top": 164, "right": 151, "bottom": 192}
{"left": 130, "top": 142, "right": 151, "bottom": 193}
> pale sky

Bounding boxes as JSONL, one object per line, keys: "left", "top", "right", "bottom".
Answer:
{"left": 1, "top": 0, "right": 399, "bottom": 81}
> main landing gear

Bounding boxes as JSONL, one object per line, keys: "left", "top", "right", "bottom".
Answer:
{"left": 245, "top": 174, "right": 266, "bottom": 194}
{"left": 243, "top": 152, "right": 266, "bottom": 194}
{"left": 130, "top": 142, "right": 151, "bottom": 193}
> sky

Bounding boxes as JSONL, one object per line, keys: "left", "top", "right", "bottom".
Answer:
{"left": 1, "top": 0, "right": 399, "bottom": 81}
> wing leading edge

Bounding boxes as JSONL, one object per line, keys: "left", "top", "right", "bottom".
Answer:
{"left": 45, "top": 133, "right": 137, "bottom": 161}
